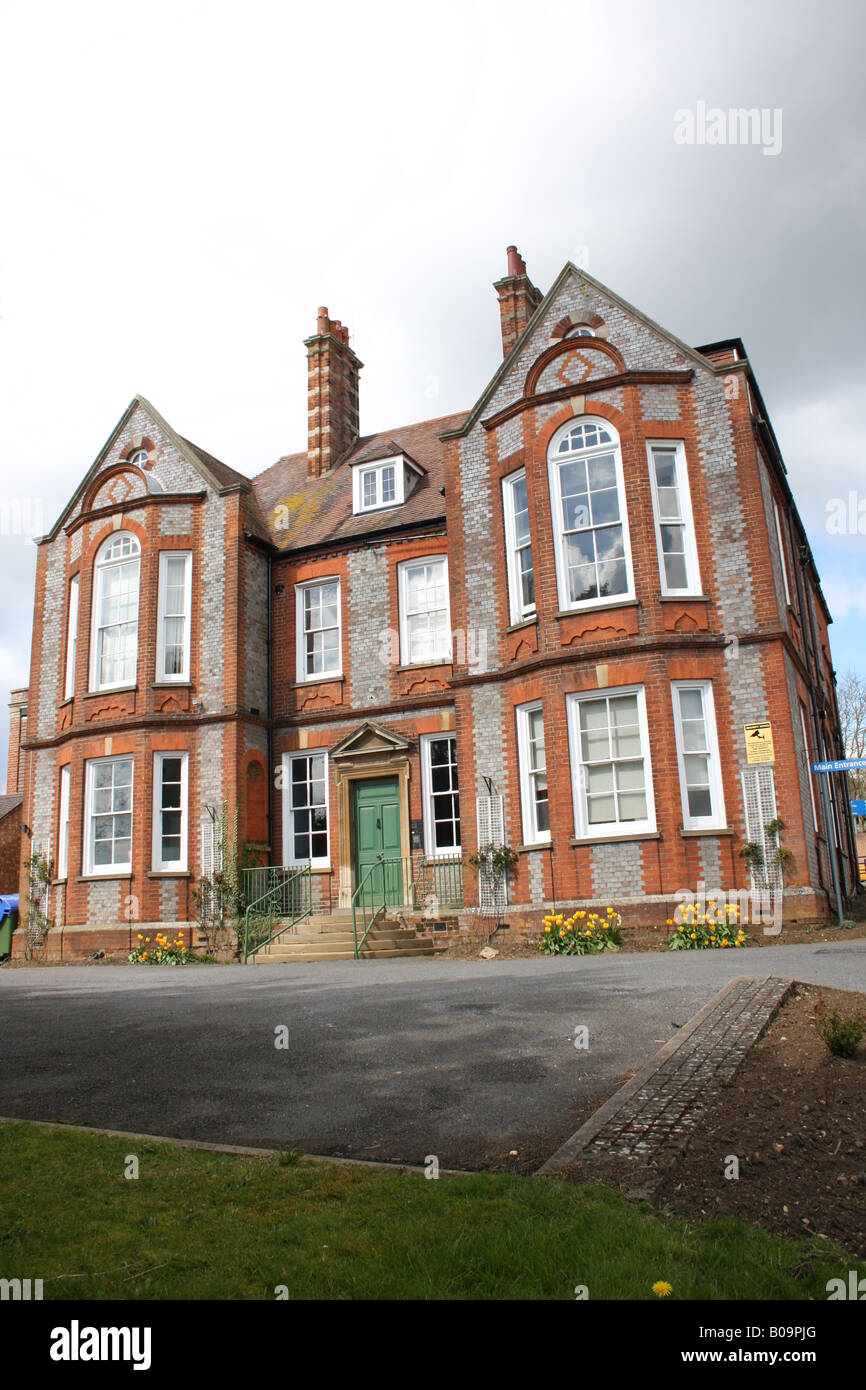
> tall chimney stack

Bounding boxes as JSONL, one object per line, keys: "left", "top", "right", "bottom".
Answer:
{"left": 493, "top": 246, "right": 542, "bottom": 358}
{"left": 304, "top": 308, "right": 363, "bottom": 477}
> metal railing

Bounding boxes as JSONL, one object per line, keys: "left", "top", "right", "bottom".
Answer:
{"left": 350, "top": 854, "right": 463, "bottom": 959}
{"left": 242, "top": 865, "right": 312, "bottom": 962}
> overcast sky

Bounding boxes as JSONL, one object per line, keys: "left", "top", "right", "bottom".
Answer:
{"left": 1, "top": 0, "right": 864, "bottom": 786}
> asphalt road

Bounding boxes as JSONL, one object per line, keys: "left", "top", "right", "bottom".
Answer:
{"left": 2, "top": 943, "right": 865, "bottom": 1169}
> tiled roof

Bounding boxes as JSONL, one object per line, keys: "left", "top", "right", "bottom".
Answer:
{"left": 0, "top": 794, "right": 22, "bottom": 823}
{"left": 250, "top": 410, "right": 467, "bottom": 551}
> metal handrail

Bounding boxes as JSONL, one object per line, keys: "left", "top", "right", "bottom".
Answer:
{"left": 351, "top": 858, "right": 387, "bottom": 959}
{"left": 242, "top": 865, "right": 312, "bottom": 962}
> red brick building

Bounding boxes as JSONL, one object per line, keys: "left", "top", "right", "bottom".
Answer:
{"left": 14, "top": 250, "right": 859, "bottom": 956}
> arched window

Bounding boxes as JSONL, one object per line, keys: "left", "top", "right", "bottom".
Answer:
{"left": 129, "top": 448, "right": 149, "bottom": 468}
{"left": 547, "top": 418, "right": 633, "bottom": 609}
{"left": 91, "top": 532, "right": 141, "bottom": 689}
{"left": 566, "top": 325, "right": 595, "bottom": 339}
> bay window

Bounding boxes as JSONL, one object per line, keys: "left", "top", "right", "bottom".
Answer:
{"left": 516, "top": 702, "right": 550, "bottom": 844}
{"left": 84, "top": 756, "right": 134, "bottom": 875}
{"left": 502, "top": 470, "right": 535, "bottom": 623}
{"left": 548, "top": 418, "right": 633, "bottom": 609}
{"left": 90, "top": 532, "right": 140, "bottom": 690}
{"left": 152, "top": 752, "right": 189, "bottom": 872}
{"left": 567, "top": 687, "right": 655, "bottom": 837}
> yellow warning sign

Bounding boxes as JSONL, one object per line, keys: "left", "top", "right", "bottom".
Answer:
{"left": 744, "top": 721, "right": 775, "bottom": 764}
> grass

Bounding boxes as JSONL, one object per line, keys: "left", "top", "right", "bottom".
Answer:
{"left": 0, "top": 1121, "right": 852, "bottom": 1300}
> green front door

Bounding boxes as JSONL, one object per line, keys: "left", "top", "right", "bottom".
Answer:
{"left": 353, "top": 777, "right": 402, "bottom": 904}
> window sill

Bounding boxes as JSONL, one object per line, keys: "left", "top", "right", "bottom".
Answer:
{"left": 286, "top": 864, "right": 331, "bottom": 875}
{"left": 76, "top": 873, "right": 133, "bottom": 883}
{"left": 516, "top": 841, "right": 551, "bottom": 853}
{"left": 658, "top": 594, "right": 710, "bottom": 603}
{"left": 506, "top": 616, "right": 538, "bottom": 634}
{"left": 147, "top": 870, "right": 192, "bottom": 878}
{"left": 679, "top": 826, "right": 734, "bottom": 838}
{"left": 82, "top": 686, "right": 137, "bottom": 699}
{"left": 555, "top": 599, "right": 639, "bottom": 619}
{"left": 570, "top": 831, "right": 661, "bottom": 846}
{"left": 293, "top": 675, "right": 345, "bottom": 689}
{"left": 152, "top": 681, "right": 192, "bottom": 689}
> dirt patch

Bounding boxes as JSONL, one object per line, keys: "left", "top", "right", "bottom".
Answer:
{"left": 436, "top": 914, "right": 866, "bottom": 960}
{"left": 556, "top": 983, "right": 866, "bottom": 1257}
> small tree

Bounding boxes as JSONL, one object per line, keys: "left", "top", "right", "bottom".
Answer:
{"left": 24, "top": 846, "right": 53, "bottom": 958}
{"left": 194, "top": 800, "right": 245, "bottom": 955}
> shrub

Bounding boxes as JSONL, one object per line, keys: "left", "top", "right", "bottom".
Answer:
{"left": 813, "top": 996, "right": 866, "bottom": 1058}
{"left": 538, "top": 908, "right": 623, "bottom": 956}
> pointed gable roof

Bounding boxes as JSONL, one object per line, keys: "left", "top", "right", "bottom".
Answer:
{"left": 44, "top": 394, "right": 252, "bottom": 542}
{"left": 440, "top": 261, "right": 724, "bottom": 441}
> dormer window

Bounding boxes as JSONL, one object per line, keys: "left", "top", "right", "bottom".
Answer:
{"left": 355, "top": 457, "right": 405, "bottom": 513}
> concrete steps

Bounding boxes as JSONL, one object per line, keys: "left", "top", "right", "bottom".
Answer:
{"left": 249, "top": 911, "right": 440, "bottom": 963}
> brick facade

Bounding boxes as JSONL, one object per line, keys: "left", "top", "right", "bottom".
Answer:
{"left": 14, "top": 252, "right": 858, "bottom": 956}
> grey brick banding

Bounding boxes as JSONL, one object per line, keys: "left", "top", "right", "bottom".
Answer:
{"left": 197, "top": 725, "right": 225, "bottom": 814}
{"left": 471, "top": 685, "right": 507, "bottom": 797}
{"left": 495, "top": 416, "right": 523, "bottom": 461}
{"left": 158, "top": 504, "right": 193, "bottom": 536}
{"left": 528, "top": 850, "right": 544, "bottom": 905}
{"left": 198, "top": 496, "right": 225, "bottom": 706}
{"left": 243, "top": 547, "right": 269, "bottom": 711}
{"left": 640, "top": 383, "right": 681, "bottom": 421}
{"left": 589, "top": 840, "right": 644, "bottom": 897}
{"left": 347, "top": 545, "right": 391, "bottom": 707}
{"left": 697, "top": 837, "right": 723, "bottom": 889}
{"left": 87, "top": 879, "right": 122, "bottom": 926}
{"left": 159, "top": 880, "right": 179, "bottom": 920}
{"left": 459, "top": 434, "right": 501, "bottom": 668}
{"left": 537, "top": 975, "right": 792, "bottom": 1174}
{"left": 38, "top": 542, "right": 66, "bottom": 739}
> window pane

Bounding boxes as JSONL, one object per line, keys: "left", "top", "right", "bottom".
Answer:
{"left": 663, "top": 552, "right": 688, "bottom": 589}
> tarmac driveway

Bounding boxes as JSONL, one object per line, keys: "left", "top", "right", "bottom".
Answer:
{"left": 2, "top": 942, "right": 865, "bottom": 1169}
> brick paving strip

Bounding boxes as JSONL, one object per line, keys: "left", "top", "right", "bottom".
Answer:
{"left": 536, "top": 974, "right": 793, "bottom": 1178}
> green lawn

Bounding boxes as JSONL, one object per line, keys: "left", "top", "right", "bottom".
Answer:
{"left": 0, "top": 1121, "right": 849, "bottom": 1300}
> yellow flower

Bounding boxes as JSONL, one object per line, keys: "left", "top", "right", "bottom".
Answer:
{"left": 666, "top": 919, "right": 673, "bottom": 927}
{"left": 652, "top": 1281, "right": 673, "bottom": 1299}
{"left": 678, "top": 924, "right": 684, "bottom": 932}
{"left": 690, "top": 933, "right": 696, "bottom": 940}
{"left": 137, "top": 933, "right": 143, "bottom": 940}
{"left": 544, "top": 925, "right": 551, "bottom": 934}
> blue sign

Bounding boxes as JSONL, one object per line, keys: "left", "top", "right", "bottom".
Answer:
{"left": 852, "top": 799, "right": 866, "bottom": 817}
{"left": 812, "top": 758, "right": 866, "bottom": 773}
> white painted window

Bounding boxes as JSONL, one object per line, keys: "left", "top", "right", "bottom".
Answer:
{"left": 647, "top": 442, "right": 701, "bottom": 595}
{"left": 84, "top": 756, "right": 134, "bottom": 875}
{"left": 516, "top": 702, "right": 550, "bottom": 844}
{"left": 152, "top": 753, "right": 189, "bottom": 872}
{"left": 353, "top": 457, "right": 405, "bottom": 514}
{"left": 64, "top": 574, "right": 79, "bottom": 701}
{"left": 773, "top": 499, "right": 792, "bottom": 605}
{"left": 566, "top": 325, "right": 595, "bottom": 338}
{"left": 671, "top": 682, "right": 726, "bottom": 829}
{"left": 398, "top": 556, "right": 451, "bottom": 665}
{"left": 156, "top": 551, "right": 192, "bottom": 682}
{"left": 800, "top": 704, "right": 819, "bottom": 832}
{"left": 421, "top": 734, "right": 461, "bottom": 855}
{"left": 129, "top": 449, "right": 149, "bottom": 468}
{"left": 502, "top": 469, "right": 535, "bottom": 623}
{"left": 57, "top": 765, "right": 71, "bottom": 881}
{"left": 296, "top": 578, "right": 341, "bottom": 681}
{"left": 567, "top": 686, "right": 656, "bottom": 838}
{"left": 548, "top": 418, "right": 633, "bottom": 610}
{"left": 282, "top": 751, "right": 329, "bottom": 867}
{"left": 90, "top": 532, "right": 141, "bottom": 690}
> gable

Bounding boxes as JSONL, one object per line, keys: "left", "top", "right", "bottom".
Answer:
{"left": 47, "top": 396, "right": 250, "bottom": 541}
{"left": 330, "top": 722, "right": 411, "bottom": 760}
{"left": 444, "top": 262, "right": 716, "bottom": 441}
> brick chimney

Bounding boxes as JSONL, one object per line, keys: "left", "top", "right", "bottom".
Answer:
{"left": 493, "top": 246, "right": 543, "bottom": 358}
{"left": 304, "top": 308, "right": 363, "bottom": 477}
{"left": 6, "top": 689, "right": 28, "bottom": 795}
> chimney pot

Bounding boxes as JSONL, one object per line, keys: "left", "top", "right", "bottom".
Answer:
{"left": 495, "top": 246, "right": 542, "bottom": 358}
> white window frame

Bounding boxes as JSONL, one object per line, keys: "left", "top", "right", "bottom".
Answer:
{"left": 773, "top": 498, "right": 792, "bottom": 606}
{"left": 295, "top": 577, "right": 342, "bottom": 683}
{"left": 57, "top": 765, "right": 71, "bottom": 881}
{"left": 83, "top": 755, "right": 134, "bottom": 877}
{"left": 420, "top": 733, "right": 461, "bottom": 857}
{"left": 155, "top": 551, "right": 193, "bottom": 683}
{"left": 566, "top": 684, "right": 656, "bottom": 839}
{"left": 64, "top": 574, "right": 79, "bottom": 701}
{"left": 353, "top": 456, "right": 406, "bottom": 514}
{"left": 281, "top": 750, "right": 330, "bottom": 868}
{"left": 152, "top": 752, "right": 189, "bottom": 873}
{"left": 647, "top": 440, "right": 702, "bottom": 597}
{"left": 670, "top": 681, "right": 726, "bottom": 831}
{"left": 800, "top": 704, "right": 819, "bottom": 832}
{"left": 397, "top": 555, "right": 452, "bottom": 666}
{"left": 89, "top": 532, "right": 141, "bottom": 692}
{"left": 502, "top": 469, "right": 536, "bottom": 624}
{"left": 516, "top": 702, "right": 550, "bottom": 845}
{"left": 548, "top": 417, "right": 635, "bottom": 612}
